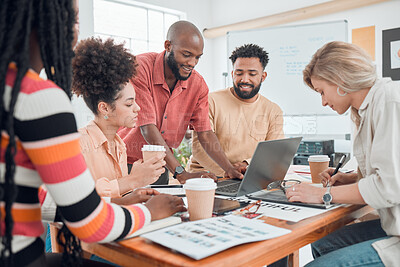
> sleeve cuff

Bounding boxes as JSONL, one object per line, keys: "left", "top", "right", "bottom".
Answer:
{"left": 137, "top": 119, "right": 157, "bottom": 127}
{"left": 95, "top": 177, "right": 121, "bottom": 198}
{"left": 135, "top": 203, "right": 152, "bottom": 226}
{"left": 192, "top": 125, "right": 212, "bottom": 132}
{"left": 109, "top": 179, "right": 121, "bottom": 198}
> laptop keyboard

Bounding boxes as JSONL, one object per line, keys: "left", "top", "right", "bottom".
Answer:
{"left": 216, "top": 182, "right": 240, "bottom": 193}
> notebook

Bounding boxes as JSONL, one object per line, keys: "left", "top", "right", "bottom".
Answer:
{"left": 125, "top": 216, "right": 182, "bottom": 238}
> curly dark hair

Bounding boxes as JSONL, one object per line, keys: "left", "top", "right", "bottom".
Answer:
{"left": 72, "top": 37, "right": 138, "bottom": 115}
{"left": 229, "top": 44, "right": 269, "bottom": 69}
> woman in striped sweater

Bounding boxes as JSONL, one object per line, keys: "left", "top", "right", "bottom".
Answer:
{"left": 0, "top": 1, "right": 185, "bottom": 266}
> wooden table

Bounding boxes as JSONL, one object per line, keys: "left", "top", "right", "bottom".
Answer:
{"left": 81, "top": 204, "right": 372, "bottom": 267}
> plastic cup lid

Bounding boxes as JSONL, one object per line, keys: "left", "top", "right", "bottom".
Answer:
{"left": 141, "top": 145, "right": 166, "bottom": 151}
{"left": 183, "top": 178, "right": 217, "bottom": 191}
{"left": 308, "top": 155, "right": 330, "bottom": 162}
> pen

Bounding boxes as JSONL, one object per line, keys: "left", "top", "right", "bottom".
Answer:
{"left": 327, "top": 155, "right": 347, "bottom": 187}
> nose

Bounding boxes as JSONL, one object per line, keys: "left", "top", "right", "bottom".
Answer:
{"left": 133, "top": 102, "right": 140, "bottom": 113}
{"left": 240, "top": 73, "right": 251, "bottom": 83}
{"left": 321, "top": 96, "right": 328, "bottom": 106}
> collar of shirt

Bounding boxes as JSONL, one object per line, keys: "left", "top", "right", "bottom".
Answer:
{"left": 358, "top": 78, "right": 391, "bottom": 117}
{"left": 153, "top": 50, "right": 188, "bottom": 91}
{"left": 9, "top": 62, "right": 41, "bottom": 81}
{"left": 84, "top": 121, "right": 125, "bottom": 156}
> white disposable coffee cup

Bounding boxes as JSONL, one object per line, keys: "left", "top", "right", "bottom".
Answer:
{"left": 183, "top": 178, "right": 216, "bottom": 221}
{"left": 308, "top": 155, "right": 330, "bottom": 183}
{"left": 141, "top": 145, "right": 166, "bottom": 161}
{"left": 141, "top": 145, "right": 166, "bottom": 183}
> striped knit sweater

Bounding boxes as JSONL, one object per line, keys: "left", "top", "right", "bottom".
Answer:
{"left": 0, "top": 65, "right": 151, "bottom": 265}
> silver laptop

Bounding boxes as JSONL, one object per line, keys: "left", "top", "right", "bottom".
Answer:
{"left": 216, "top": 137, "right": 302, "bottom": 197}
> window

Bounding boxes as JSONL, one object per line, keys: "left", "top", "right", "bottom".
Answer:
{"left": 93, "top": 0, "right": 185, "bottom": 54}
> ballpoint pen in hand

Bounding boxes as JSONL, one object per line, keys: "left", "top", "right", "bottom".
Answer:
{"left": 327, "top": 154, "right": 347, "bottom": 187}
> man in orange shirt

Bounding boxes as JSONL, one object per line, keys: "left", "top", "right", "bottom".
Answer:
{"left": 118, "top": 21, "right": 242, "bottom": 184}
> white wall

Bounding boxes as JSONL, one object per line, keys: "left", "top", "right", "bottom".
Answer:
{"left": 209, "top": 0, "right": 331, "bottom": 90}
{"left": 209, "top": 0, "right": 400, "bottom": 90}
{"left": 73, "top": 0, "right": 95, "bottom": 128}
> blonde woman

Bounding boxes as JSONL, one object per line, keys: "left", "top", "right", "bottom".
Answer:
{"left": 286, "top": 41, "right": 400, "bottom": 266}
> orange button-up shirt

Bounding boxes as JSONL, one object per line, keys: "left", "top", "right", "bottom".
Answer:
{"left": 118, "top": 51, "right": 211, "bottom": 164}
{"left": 79, "top": 121, "right": 128, "bottom": 197}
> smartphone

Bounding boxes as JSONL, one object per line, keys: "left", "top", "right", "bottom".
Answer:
{"left": 213, "top": 198, "right": 241, "bottom": 215}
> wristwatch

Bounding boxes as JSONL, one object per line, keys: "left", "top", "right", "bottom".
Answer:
{"left": 322, "top": 186, "right": 333, "bottom": 206}
{"left": 173, "top": 166, "right": 185, "bottom": 179}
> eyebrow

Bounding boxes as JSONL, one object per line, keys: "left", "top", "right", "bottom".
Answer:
{"left": 125, "top": 97, "right": 134, "bottom": 101}
{"left": 183, "top": 50, "right": 203, "bottom": 57}
{"left": 234, "top": 69, "right": 259, "bottom": 72}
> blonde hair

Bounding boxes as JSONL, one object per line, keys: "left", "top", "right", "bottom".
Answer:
{"left": 303, "top": 41, "right": 377, "bottom": 127}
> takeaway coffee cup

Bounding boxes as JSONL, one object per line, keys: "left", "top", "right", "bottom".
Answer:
{"left": 141, "top": 145, "right": 166, "bottom": 162}
{"left": 184, "top": 178, "right": 217, "bottom": 221}
{"left": 308, "top": 155, "right": 330, "bottom": 183}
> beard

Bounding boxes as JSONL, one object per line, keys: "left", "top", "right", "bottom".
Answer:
{"left": 233, "top": 80, "right": 262, "bottom": 99}
{"left": 166, "top": 50, "right": 192, "bottom": 81}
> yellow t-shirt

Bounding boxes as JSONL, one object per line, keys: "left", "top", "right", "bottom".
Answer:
{"left": 188, "top": 87, "right": 284, "bottom": 176}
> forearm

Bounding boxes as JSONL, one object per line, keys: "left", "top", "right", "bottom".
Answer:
{"left": 118, "top": 176, "right": 140, "bottom": 194}
{"left": 140, "top": 124, "right": 181, "bottom": 172}
{"left": 197, "top": 130, "right": 233, "bottom": 172}
{"left": 111, "top": 194, "right": 133, "bottom": 205}
{"left": 331, "top": 183, "right": 366, "bottom": 204}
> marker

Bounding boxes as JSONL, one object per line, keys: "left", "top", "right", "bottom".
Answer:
{"left": 327, "top": 155, "right": 347, "bottom": 187}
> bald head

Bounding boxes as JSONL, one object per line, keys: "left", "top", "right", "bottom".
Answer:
{"left": 164, "top": 21, "right": 204, "bottom": 81}
{"left": 166, "top": 21, "right": 203, "bottom": 47}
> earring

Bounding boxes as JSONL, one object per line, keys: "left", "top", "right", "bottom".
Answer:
{"left": 337, "top": 87, "right": 347, "bottom": 96}
{"left": 104, "top": 115, "right": 108, "bottom": 120}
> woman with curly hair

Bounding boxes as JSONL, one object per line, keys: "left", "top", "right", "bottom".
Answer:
{"left": 71, "top": 37, "right": 167, "bottom": 204}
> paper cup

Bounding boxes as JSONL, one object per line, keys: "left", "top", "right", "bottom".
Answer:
{"left": 184, "top": 178, "right": 216, "bottom": 221}
{"left": 308, "top": 155, "right": 330, "bottom": 183}
{"left": 141, "top": 145, "right": 166, "bottom": 162}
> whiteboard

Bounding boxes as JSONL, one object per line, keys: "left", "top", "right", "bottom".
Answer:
{"left": 227, "top": 20, "right": 348, "bottom": 115}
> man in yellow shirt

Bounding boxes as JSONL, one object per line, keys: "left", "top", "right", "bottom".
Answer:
{"left": 188, "top": 44, "right": 284, "bottom": 177}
